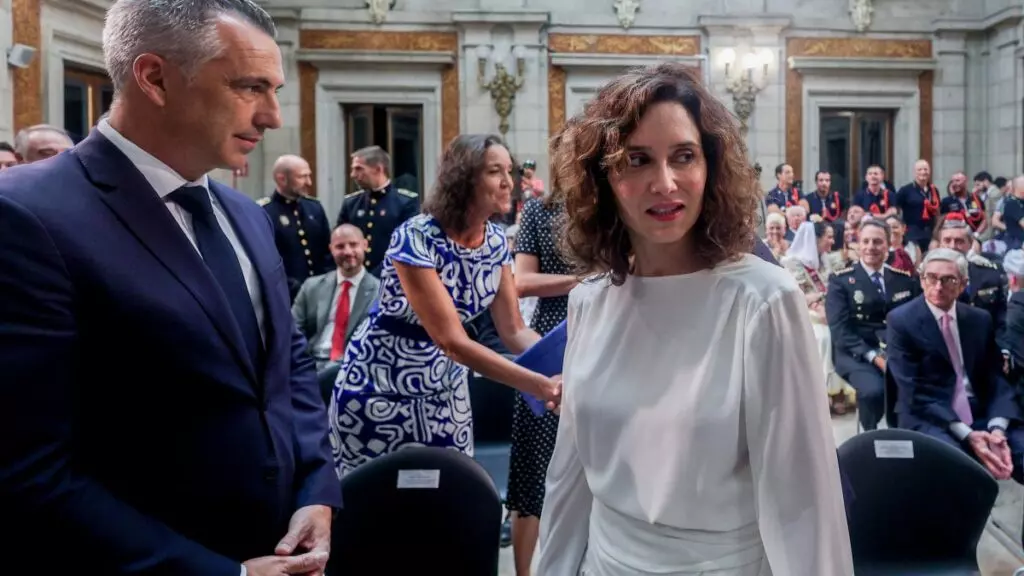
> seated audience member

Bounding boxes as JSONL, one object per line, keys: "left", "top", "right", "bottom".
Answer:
{"left": 1003, "top": 250, "right": 1024, "bottom": 376}
{"left": 885, "top": 215, "right": 919, "bottom": 272}
{"left": 827, "top": 219, "right": 921, "bottom": 431}
{"left": 887, "top": 248, "right": 1024, "bottom": 483}
{"left": 292, "top": 224, "right": 380, "bottom": 372}
{"left": 784, "top": 204, "right": 807, "bottom": 242}
{"left": 782, "top": 222, "right": 851, "bottom": 412}
{"left": 763, "top": 211, "right": 789, "bottom": 260}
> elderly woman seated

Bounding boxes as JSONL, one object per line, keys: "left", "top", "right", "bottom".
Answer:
{"left": 763, "top": 211, "right": 789, "bottom": 261}
{"left": 782, "top": 221, "right": 854, "bottom": 413}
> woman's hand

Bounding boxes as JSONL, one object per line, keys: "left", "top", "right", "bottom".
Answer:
{"left": 537, "top": 374, "right": 563, "bottom": 412}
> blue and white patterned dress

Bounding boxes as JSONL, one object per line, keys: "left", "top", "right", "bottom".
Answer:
{"left": 329, "top": 214, "right": 511, "bottom": 476}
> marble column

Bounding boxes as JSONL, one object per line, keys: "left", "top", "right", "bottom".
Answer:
{"left": 933, "top": 31, "right": 967, "bottom": 183}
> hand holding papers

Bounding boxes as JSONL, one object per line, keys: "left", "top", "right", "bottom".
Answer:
{"left": 514, "top": 320, "right": 567, "bottom": 416}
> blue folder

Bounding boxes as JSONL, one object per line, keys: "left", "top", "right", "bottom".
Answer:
{"left": 513, "top": 320, "right": 567, "bottom": 416}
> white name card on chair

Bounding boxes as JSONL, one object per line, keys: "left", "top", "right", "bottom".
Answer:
{"left": 397, "top": 469, "right": 441, "bottom": 489}
{"left": 874, "top": 440, "right": 914, "bottom": 459}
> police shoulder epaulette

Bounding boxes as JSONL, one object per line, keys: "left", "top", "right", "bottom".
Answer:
{"left": 256, "top": 196, "right": 271, "bottom": 207}
{"left": 833, "top": 266, "right": 854, "bottom": 275}
{"left": 397, "top": 188, "right": 418, "bottom": 198}
{"left": 884, "top": 263, "right": 912, "bottom": 276}
{"left": 969, "top": 254, "right": 998, "bottom": 269}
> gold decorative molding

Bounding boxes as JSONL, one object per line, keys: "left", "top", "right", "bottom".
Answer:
{"left": 299, "top": 30, "right": 458, "bottom": 52}
{"left": 548, "top": 65, "right": 567, "bottom": 138}
{"left": 12, "top": 0, "right": 42, "bottom": 133}
{"left": 547, "top": 34, "right": 701, "bottom": 136}
{"left": 297, "top": 30, "right": 460, "bottom": 197}
{"left": 784, "top": 37, "right": 933, "bottom": 179}
{"left": 441, "top": 65, "right": 459, "bottom": 147}
{"left": 548, "top": 34, "right": 700, "bottom": 56}
{"left": 298, "top": 62, "right": 318, "bottom": 196}
{"left": 787, "top": 37, "right": 932, "bottom": 60}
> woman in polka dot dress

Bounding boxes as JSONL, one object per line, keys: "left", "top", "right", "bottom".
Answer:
{"left": 508, "top": 193, "right": 576, "bottom": 575}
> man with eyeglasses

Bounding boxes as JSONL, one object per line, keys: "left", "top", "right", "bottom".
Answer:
{"left": 936, "top": 218, "right": 1008, "bottom": 350}
{"left": 887, "top": 248, "right": 1024, "bottom": 483}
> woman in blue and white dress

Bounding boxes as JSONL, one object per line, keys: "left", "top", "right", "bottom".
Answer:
{"left": 329, "top": 134, "right": 562, "bottom": 477}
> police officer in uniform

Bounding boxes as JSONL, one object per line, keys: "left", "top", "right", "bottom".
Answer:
{"left": 336, "top": 145, "right": 419, "bottom": 276}
{"left": 936, "top": 217, "right": 1009, "bottom": 347}
{"left": 258, "top": 154, "right": 332, "bottom": 300}
{"left": 826, "top": 219, "right": 921, "bottom": 431}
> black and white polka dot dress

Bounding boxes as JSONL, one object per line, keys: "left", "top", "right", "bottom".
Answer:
{"left": 506, "top": 198, "right": 570, "bottom": 518}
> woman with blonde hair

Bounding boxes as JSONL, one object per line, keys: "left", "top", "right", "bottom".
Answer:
{"left": 538, "top": 62, "right": 851, "bottom": 575}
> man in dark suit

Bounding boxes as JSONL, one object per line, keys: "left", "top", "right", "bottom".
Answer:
{"left": 827, "top": 219, "right": 921, "bottom": 430}
{"left": 336, "top": 146, "right": 419, "bottom": 275}
{"left": 936, "top": 217, "right": 1008, "bottom": 347}
{"left": 259, "top": 154, "right": 333, "bottom": 301}
{"left": 0, "top": 2, "right": 341, "bottom": 574}
{"left": 887, "top": 248, "right": 1023, "bottom": 483}
{"left": 293, "top": 225, "right": 380, "bottom": 400}
{"left": 1003, "top": 250, "right": 1024, "bottom": 375}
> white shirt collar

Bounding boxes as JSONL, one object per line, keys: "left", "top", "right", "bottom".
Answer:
{"left": 926, "top": 299, "right": 958, "bottom": 322}
{"left": 860, "top": 261, "right": 883, "bottom": 276}
{"left": 97, "top": 119, "right": 208, "bottom": 198}
{"left": 337, "top": 267, "right": 366, "bottom": 290}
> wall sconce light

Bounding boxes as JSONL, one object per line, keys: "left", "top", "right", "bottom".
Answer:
{"left": 720, "top": 47, "right": 772, "bottom": 135}
{"left": 477, "top": 44, "right": 527, "bottom": 136}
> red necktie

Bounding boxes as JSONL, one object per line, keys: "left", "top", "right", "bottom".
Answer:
{"left": 329, "top": 280, "right": 352, "bottom": 361}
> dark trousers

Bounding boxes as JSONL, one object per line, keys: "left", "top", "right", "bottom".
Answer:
{"left": 901, "top": 407, "right": 1024, "bottom": 485}
{"left": 845, "top": 367, "right": 885, "bottom": 431}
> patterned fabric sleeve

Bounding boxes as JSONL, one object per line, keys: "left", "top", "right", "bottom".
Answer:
{"left": 387, "top": 217, "right": 436, "bottom": 269}
{"left": 515, "top": 199, "right": 543, "bottom": 256}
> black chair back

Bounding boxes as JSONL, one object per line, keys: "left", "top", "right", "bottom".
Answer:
{"left": 838, "top": 429, "right": 997, "bottom": 570}
{"left": 329, "top": 447, "right": 502, "bottom": 576}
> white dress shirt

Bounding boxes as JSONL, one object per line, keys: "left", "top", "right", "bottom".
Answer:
{"left": 313, "top": 267, "right": 367, "bottom": 359}
{"left": 97, "top": 119, "right": 265, "bottom": 340}
{"left": 537, "top": 255, "right": 853, "bottom": 575}
{"left": 925, "top": 300, "right": 1009, "bottom": 439}
{"left": 860, "top": 260, "right": 885, "bottom": 294}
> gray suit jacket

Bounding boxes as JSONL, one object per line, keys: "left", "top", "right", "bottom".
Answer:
{"left": 292, "top": 269, "right": 380, "bottom": 359}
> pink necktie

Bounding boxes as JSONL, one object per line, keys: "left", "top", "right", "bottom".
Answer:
{"left": 941, "top": 314, "right": 972, "bottom": 425}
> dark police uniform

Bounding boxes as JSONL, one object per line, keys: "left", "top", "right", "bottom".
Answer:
{"left": 826, "top": 262, "right": 921, "bottom": 430}
{"left": 765, "top": 185, "right": 801, "bottom": 211}
{"left": 336, "top": 181, "right": 419, "bottom": 275}
{"left": 961, "top": 255, "right": 1008, "bottom": 348}
{"left": 894, "top": 182, "right": 942, "bottom": 250}
{"left": 258, "top": 191, "right": 332, "bottom": 301}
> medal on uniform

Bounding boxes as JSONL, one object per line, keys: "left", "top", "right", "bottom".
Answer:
{"left": 357, "top": 210, "right": 365, "bottom": 217}
{"left": 279, "top": 215, "right": 290, "bottom": 226}
{"left": 853, "top": 290, "right": 864, "bottom": 304}
{"left": 830, "top": 203, "right": 836, "bottom": 209}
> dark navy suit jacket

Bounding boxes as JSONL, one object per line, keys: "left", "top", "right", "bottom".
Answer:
{"left": 0, "top": 131, "right": 341, "bottom": 574}
{"left": 886, "top": 295, "right": 1018, "bottom": 431}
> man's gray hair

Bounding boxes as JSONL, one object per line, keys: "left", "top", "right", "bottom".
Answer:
{"left": 920, "top": 247, "right": 969, "bottom": 278}
{"left": 103, "top": 0, "right": 277, "bottom": 92}
{"left": 13, "top": 124, "right": 71, "bottom": 156}
{"left": 352, "top": 145, "right": 392, "bottom": 176}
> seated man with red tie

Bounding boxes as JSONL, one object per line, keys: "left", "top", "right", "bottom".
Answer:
{"left": 293, "top": 224, "right": 381, "bottom": 382}
{"left": 887, "top": 247, "right": 1024, "bottom": 483}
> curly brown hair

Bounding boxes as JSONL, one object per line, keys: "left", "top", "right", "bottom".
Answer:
{"left": 553, "top": 62, "right": 761, "bottom": 285}
{"left": 423, "top": 133, "right": 509, "bottom": 233}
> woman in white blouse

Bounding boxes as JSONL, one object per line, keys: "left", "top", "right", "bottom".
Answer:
{"left": 537, "top": 63, "right": 852, "bottom": 575}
